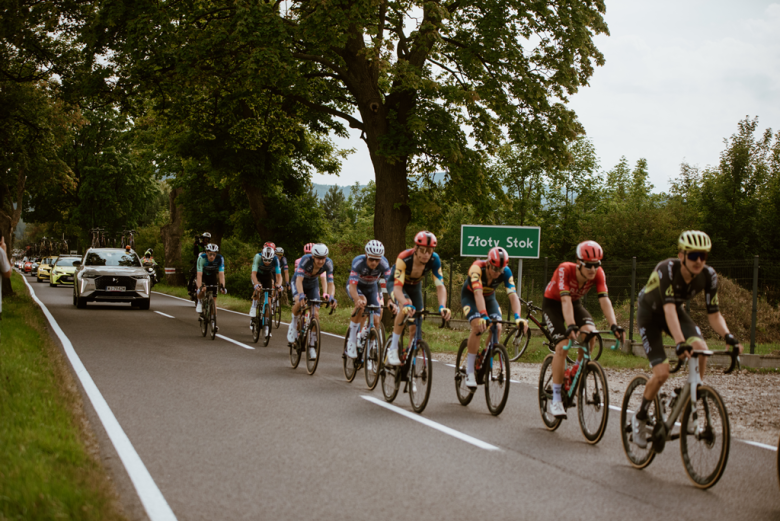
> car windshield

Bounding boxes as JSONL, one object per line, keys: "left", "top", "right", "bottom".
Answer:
{"left": 85, "top": 251, "right": 141, "bottom": 267}
{"left": 55, "top": 258, "right": 79, "bottom": 267}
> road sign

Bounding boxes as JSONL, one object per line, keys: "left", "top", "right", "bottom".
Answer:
{"left": 460, "top": 225, "right": 541, "bottom": 258}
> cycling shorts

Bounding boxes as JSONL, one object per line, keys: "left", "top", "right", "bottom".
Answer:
{"left": 256, "top": 272, "right": 274, "bottom": 290}
{"left": 461, "top": 291, "right": 502, "bottom": 323}
{"left": 637, "top": 304, "right": 703, "bottom": 368}
{"left": 541, "top": 297, "right": 594, "bottom": 345}
{"left": 346, "top": 282, "right": 381, "bottom": 307}
{"left": 201, "top": 272, "right": 219, "bottom": 289}
{"left": 292, "top": 277, "right": 321, "bottom": 307}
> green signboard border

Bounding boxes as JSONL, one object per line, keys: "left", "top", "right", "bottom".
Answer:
{"left": 460, "top": 224, "right": 541, "bottom": 259}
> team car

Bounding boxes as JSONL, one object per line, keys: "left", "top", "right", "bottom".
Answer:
{"left": 37, "top": 256, "right": 58, "bottom": 282}
{"left": 73, "top": 248, "right": 151, "bottom": 309}
{"left": 50, "top": 256, "right": 80, "bottom": 286}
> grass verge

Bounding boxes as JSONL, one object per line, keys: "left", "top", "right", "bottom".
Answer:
{"left": 0, "top": 272, "right": 126, "bottom": 521}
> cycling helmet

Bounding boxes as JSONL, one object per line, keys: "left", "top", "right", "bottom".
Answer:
{"left": 487, "top": 246, "right": 510, "bottom": 269}
{"left": 576, "top": 241, "right": 603, "bottom": 262}
{"left": 263, "top": 241, "right": 276, "bottom": 250}
{"left": 145, "top": 248, "right": 153, "bottom": 255}
{"left": 125, "top": 245, "right": 131, "bottom": 251}
{"left": 205, "top": 243, "right": 219, "bottom": 253}
{"left": 202, "top": 232, "right": 212, "bottom": 239}
{"left": 311, "top": 243, "right": 329, "bottom": 258}
{"left": 261, "top": 246, "right": 275, "bottom": 261}
{"left": 414, "top": 230, "right": 437, "bottom": 248}
{"left": 365, "top": 240, "right": 384, "bottom": 258}
{"left": 678, "top": 230, "right": 711, "bottom": 252}
{"left": 303, "top": 243, "right": 314, "bottom": 254}
{"left": 275, "top": 247, "right": 284, "bottom": 255}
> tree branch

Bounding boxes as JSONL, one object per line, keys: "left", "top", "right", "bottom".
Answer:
{"left": 286, "top": 95, "right": 364, "bottom": 130}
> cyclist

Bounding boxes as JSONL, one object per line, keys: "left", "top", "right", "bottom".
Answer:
{"left": 275, "top": 247, "right": 290, "bottom": 289}
{"left": 189, "top": 232, "right": 212, "bottom": 301}
{"left": 385, "top": 231, "right": 452, "bottom": 366}
{"left": 195, "top": 243, "right": 227, "bottom": 322}
{"left": 345, "top": 240, "right": 393, "bottom": 359}
{"left": 631, "top": 231, "right": 743, "bottom": 448}
{"left": 142, "top": 249, "right": 157, "bottom": 267}
{"left": 287, "top": 243, "right": 337, "bottom": 359}
{"left": 250, "top": 246, "right": 283, "bottom": 331}
{"left": 543, "top": 240, "right": 624, "bottom": 419}
{"left": 461, "top": 246, "right": 528, "bottom": 388}
{"left": 295, "top": 243, "right": 327, "bottom": 295}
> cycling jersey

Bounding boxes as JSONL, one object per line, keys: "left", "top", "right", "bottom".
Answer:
{"left": 393, "top": 249, "right": 444, "bottom": 286}
{"left": 543, "top": 262, "right": 608, "bottom": 301}
{"left": 348, "top": 254, "right": 391, "bottom": 289}
{"left": 252, "top": 254, "right": 281, "bottom": 275}
{"left": 295, "top": 254, "right": 335, "bottom": 284}
{"left": 464, "top": 260, "right": 516, "bottom": 296}
{"left": 637, "top": 259, "right": 719, "bottom": 315}
{"left": 276, "top": 255, "right": 288, "bottom": 271}
{"left": 197, "top": 253, "right": 225, "bottom": 275}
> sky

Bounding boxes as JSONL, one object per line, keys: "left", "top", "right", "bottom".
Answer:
{"left": 313, "top": 1, "right": 780, "bottom": 192}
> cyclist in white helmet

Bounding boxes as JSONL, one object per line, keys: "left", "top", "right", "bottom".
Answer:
{"left": 195, "top": 243, "right": 227, "bottom": 320}
{"left": 250, "top": 245, "right": 283, "bottom": 331}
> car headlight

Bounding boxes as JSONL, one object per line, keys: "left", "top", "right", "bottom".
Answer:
{"left": 132, "top": 275, "right": 149, "bottom": 280}
{"left": 82, "top": 270, "right": 98, "bottom": 278}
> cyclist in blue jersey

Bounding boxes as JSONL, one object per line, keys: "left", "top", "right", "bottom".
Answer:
{"left": 287, "top": 243, "right": 337, "bottom": 359}
{"left": 195, "top": 243, "right": 227, "bottom": 319}
{"left": 385, "top": 231, "right": 451, "bottom": 366}
{"left": 345, "top": 240, "right": 394, "bottom": 359}
{"left": 250, "top": 246, "right": 283, "bottom": 330}
{"left": 275, "top": 247, "right": 290, "bottom": 289}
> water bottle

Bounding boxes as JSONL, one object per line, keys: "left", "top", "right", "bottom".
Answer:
{"left": 564, "top": 367, "right": 572, "bottom": 391}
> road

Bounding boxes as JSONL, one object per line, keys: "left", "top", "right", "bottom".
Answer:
{"left": 27, "top": 278, "right": 780, "bottom": 520}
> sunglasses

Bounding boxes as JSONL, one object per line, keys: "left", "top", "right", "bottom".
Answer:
{"left": 313, "top": 256, "right": 326, "bottom": 261}
{"left": 416, "top": 247, "right": 434, "bottom": 255}
{"left": 687, "top": 251, "right": 708, "bottom": 262}
{"left": 366, "top": 257, "right": 381, "bottom": 263}
{"left": 488, "top": 263, "right": 502, "bottom": 272}
{"left": 582, "top": 261, "right": 600, "bottom": 269}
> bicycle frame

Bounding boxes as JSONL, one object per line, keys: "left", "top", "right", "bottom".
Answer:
{"left": 475, "top": 319, "right": 513, "bottom": 381}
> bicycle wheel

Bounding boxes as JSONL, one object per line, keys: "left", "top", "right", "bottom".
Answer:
{"left": 454, "top": 339, "right": 475, "bottom": 406}
{"left": 577, "top": 361, "right": 609, "bottom": 444}
{"left": 380, "top": 337, "right": 399, "bottom": 403}
{"left": 485, "top": 344, "right": 510, "bottom": 416}
{"left": 538, "top": 354, "right": 563, "bottom": 431}
{"left": 273, "top": 297, "right": 281, "bottom": 328}
{"left": 251, "top": 315, "right": 260, "bottom": 343}
{"left": 200, "top": 305, "right": 208, "bottom": 337}
{"left": 209, "top": 297, "right": 217, "bottom": 340}
{"left": 305, "top": 319, "right": 321, "bottom": 375}
{"left": 289, "top": 339, "right": 301, "bottom": 368}
{"left": 680, "top": 385, "right": 730, "bottom": 489}
{"left": 504, "top": 326, "right": 531, "bottom": 362}
{"left": 343, "top": 331, "right": 357, "bottom": 382}
{"left": 777, "top": 434, "right": 780, "bottom": 490}
{"left": 620, "top": 375, "right": 659, "bottom": 469}
{"left": 589, "top": 333, "right": 604, "bottom": 361}
{"left": 262, "top": 313, "right": 271, "bottom": 347}
{"left": 364, "top": 327, "right": 382, "bottom": 390}
{"left": 409, "top": 340, "right": 432, "bottom": 414}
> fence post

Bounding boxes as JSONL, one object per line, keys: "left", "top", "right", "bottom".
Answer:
{"left": 750, "top": 255, "right": 759, "bottom": 354}
{"left": 448, "top": 259, "right": 453, "bottom": 312}
{"left": 628, "top": 257, "right": 636, "bottom": 351}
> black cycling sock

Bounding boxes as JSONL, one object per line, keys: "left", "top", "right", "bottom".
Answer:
{"left": 636, "top": 397, "right": 651, "bottom": 421}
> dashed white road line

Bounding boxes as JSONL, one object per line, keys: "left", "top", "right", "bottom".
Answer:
{"left": 216, "top": 334, "right": 255, "bottom": 350}
{"left": 154, "top": 311, "right": 175, "bottom": 318}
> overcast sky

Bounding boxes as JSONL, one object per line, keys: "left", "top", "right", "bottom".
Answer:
{"left": 313, "top": 1, "right": 780, "bottom": 191}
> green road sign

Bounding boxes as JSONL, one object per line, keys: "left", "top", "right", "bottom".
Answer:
{"left": 460, "top": 225, "right": 541, "bottom": 258}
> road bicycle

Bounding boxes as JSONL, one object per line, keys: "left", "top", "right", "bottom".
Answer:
{"left": 90, "top": 228, "right": 107, "bottom": 248}
{"left": 272, "top": 289, "right": 282, "bottom": 329}
{"left": 380, "top": 310, "right": 446, "bottom": 414}
{"left": 289, "top": 298, "right": 333, "bottom": 375}
{"left": 454, "top": 318, "right": 512, "bottom": 416}
{"left": 341, "top": 304, "right": 385, "bottom": 389}
{"left": 251, "top": 288, "right": 274, "bottom": 346}
{"left": 502, "top": 298, "right": 606, "bottom": 362}
{"left": 538, "top": 331, "right": 619, "bottom": 444}
{"left": 121, "top": 229, "right": 136, "bottom": 249}
{"left": 198, "top": 284, "right": 220, "bottom": 340}
{"left": 620, "top": 346, "right": 740, "bottom": 489}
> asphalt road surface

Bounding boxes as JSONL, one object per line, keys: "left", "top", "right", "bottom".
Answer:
{"left": 29, "top": 279, "right": 780, "bottom": 520}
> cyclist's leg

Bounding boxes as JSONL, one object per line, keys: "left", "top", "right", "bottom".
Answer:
{"left": 347, "top": 282, "right": 366, "bottom": 346}
{"left": 572, "top": 301, "right": 596, "bottom": 362}
{"left": 288, "top": 275, "right": 305, "bottom": 342}
{"left": 358, "top": 282, "right": 378, "bottom": 333}
{"left": 405, "top": 284, "right": 423, "bottom": 339}
{"left": 542, "top": 297, "right": 570, "bottom": 402}
{"left": 462, "top": 291, "right": 484, "bottom": 381}
{"left": 677, "top": 308, "right": 709, "bottom": 377}
{"left": 637, "top": 305, "right": 670, "bottom": 406}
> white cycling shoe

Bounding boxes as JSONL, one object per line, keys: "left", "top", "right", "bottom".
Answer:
{"left": 386, "top": 348, "right": 402, "bottom": 366}
{"left": 308, "top": 347, "right": 317, "bottom": 360}
{"left": 346, "top": 340, "right": 358, "bottom": 359}
{"left": 249, "top": 306, "right": 257, "bottom": 318}
{"left": 195, "top": 301, "right": 202, "bottom": 313}
{"left": 465, "top": 373, "right": 477, "bottom": 389}
{"left": 632, "top": 414, "right": 648, "bottom": 448}
{"left": 549, "top": 400, "right": 567, "bottom": 419}
{"left": 287, "top": 323, "right": 297, "bottom": 344}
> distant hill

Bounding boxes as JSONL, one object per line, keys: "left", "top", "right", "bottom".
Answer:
{"left": 312, "top": 183, "right": 365, "bottom": 199}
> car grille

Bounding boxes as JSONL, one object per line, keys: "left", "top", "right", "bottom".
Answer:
{"left": 95, "top": 276, "right": 137, "bottom": 291}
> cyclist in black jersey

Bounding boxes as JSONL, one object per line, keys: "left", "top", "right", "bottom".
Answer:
{"left": 631, "top": 230, "right": 744, "bottom": 448}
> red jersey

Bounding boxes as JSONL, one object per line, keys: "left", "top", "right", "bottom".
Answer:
{"left": 544, "top": 262, "right": 608, "bottom": 302}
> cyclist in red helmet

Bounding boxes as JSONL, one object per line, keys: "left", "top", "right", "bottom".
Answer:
{"left": 385, "top": 230, "right": 452, "bottom": 366}
{"left": 294, "top": 242, "right": 327, "bottom": 301}
{"left": 460, "top": 246, "right": 528, "bottom": 388}
{"left": 542, "top": 240, "right": 624, "bottom": 419}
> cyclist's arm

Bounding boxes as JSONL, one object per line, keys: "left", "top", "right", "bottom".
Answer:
{"left": 561, "top": 295, "right": 576, "bottom": 329}
{"left": 472, "top": 286, "right": 487, "bottom": 315}
{"left": 218, "top": 272, "right": 226, "bottom": 287}
{"left": 599, "top": 296, "right": 618, "bottom": 328}
{"left": 275, "top": 273, "right": 282, "bottom": 287}
{"left": 508, "top": 292, "right": 521, "bottom": 316}
{"left": 326, "top": 281, "right": 336, "bottom": 298}
{"left": 295, "top": 275, "right": 304, "bottom": 297}
{"left": 196, "top": 272, "right": 203, "bottom": 287}
{"left": 251, "top": 271, "right": 259, "bottom": 286}
{"left": 707, "top": 312, "right": 742, "bottom": 353}
{"left": 283, "top": 267, "right": 289, "bottom": 285}
{"left": 392, "top": 285, "right": 406, "bottom": 308}
{"left": 349, "top": 282, "right": 360, "bottom": 303}
{"left": 663, "top": 302, "right": 686, "bottom": 345}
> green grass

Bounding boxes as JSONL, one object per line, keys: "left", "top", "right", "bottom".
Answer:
{"left": 0, "top": 272, "right": 126, "bottom": 521}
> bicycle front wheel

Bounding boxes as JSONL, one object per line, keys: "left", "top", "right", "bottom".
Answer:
{"left": 200, "top": 308, "right": 208, "bottom": 337}
{"left": 364, "top": 328, "right": 382, "bottom": 390}
{"left": 577, "top": 361, "right": 609, "bottom": 444}
{"left": 289, "top": 340, "right": 301, "bottom": 368}
{"left": 380, "top": 337, "right": 399, "bottom": 402}
{"left": 620, "top": 375, "right": 658, "bottom": 469}
{"left": 262, "top": 315, "right": 271, "bottom": 347}
{"left": 273, "top": 297, "right": 281, "bottom": 328}
{"left": 251, "top": 316, "right": 260, "bottom": 343}
{"left": 485, "top": 344, "right": 510, "bottom": 416}
{"left": 343, "top": 331, "right": 357, "bottom": 382}
{"left": 504, "top": 326, "right": 531, "bottom": 362}
{"left": 538, "top": 354, "right": 562, "bottom": 431}
{"left": 680, "top": 385, "right": 730, "bottom": 489}
{"left": 305, "top": 319, "right": 321, "bottom": 375}
{"left": 589, "top": 333, "right": 604, "bottom": 361}
{"left": 409, "top": 340, "right": 432, "bottom": 414}
{"left": 209, "top": 298, "right": 217, "bottom": 340}
{"left": 454, "top": 339, "right": 474, "bottom": 406}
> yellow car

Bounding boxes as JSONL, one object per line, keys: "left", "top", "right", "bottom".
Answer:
{"left": 50, "top": 256, "right": 80, "bottom": 286}
{"left": 36, "top": 256, "right": 58, "bottom": 283}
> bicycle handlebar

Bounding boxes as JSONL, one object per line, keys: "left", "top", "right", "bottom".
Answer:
{"left": 563, "top": 331, "right": 601, "bottom": 351}
{"left": 351, "top": 305, "right": 382, "bottom": 318}
{"left": 669, "top": 345, "right": 740, "bottom": 374}
{"left": 475, "top": 318, "right": 517, "bottom": 337}
{"left": 402, "top": 310, "right": 449, "bottom": 329}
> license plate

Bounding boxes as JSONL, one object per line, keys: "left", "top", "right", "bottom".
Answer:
{"left": 64, "top": 277, "right": 73, "bottom": 281}
{"left": 106, "top": 286, "right": 125, "bottom": 292}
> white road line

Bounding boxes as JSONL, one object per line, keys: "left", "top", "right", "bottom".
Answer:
{"left": 215, "top": 334, "right": 255, "bottom": 350}
{"left": 740, "top": 440, "right": 777, "bottom": 451}
{"left": 361, "top": 395, "right": 501, "bottom": 451}
{"left": 21, "top": 275, "right": 178, "bottom": 521}
{"left": 154, "top": 311, "right": 175, "bottom": 319}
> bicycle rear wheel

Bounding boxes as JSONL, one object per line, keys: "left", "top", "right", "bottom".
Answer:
{"left": 504, "top": 326, "right": 531, "bottom": 362}
{"left": 680, "top": 385, "right": 730, "bottom": 489}
{"left": 454, "top": 339, "right": 474, "bottom": 406}
{"left": 209, "top": 297, "right": 217, "bottom": 340}
{"left": 364, "top": 328, "right": 381, "bottom": 390}
{"left": 538, "top": 354, "right": 562, "bottom": 431}
{"left": 408, "top": 340, "right": 432, "bottom": 414}
{"left": 485, "top": 344, "right": 510, "bottom": 416}
{"left": 577, "top": 361, "right": 609, "bottom": 444}
{"left": 620, "top": 375, "right": 658, "bottom": 469}
{"left": 343, "top": 331, "right": 357, "bottom": 382}
{"left": 305, "top": 319, "right": 321, "bottom": 375}
{"left": 273, "top": 297, "right": 281, "bottom": 328}
{"left": 380, "top": 337, "right": 399, "bottom": 403}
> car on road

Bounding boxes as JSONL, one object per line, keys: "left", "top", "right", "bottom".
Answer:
{"left": 37, "top": 256, "right": 58, "bottom": 282}
{"left": 50, "top": 256, "right": 80, "bottom": 286}
{"left": 73, "top": 248, "right": 152, "bottom": 309}
{"left": 23, "top": 260, "right": 33, "bottom": 273}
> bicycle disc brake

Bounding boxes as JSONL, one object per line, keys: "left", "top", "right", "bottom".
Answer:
{"left": 652, "top": 422, "right": 668, "bottom": 454}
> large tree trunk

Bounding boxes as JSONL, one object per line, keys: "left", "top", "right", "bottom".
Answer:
{"left": 0, "top": 171, "right": 26, "bottom": 296}
{"left": 372, "top": 155, "right": 411, "bottom": 261}
{"left": 243, "top": 181, "right": 270, "bottom": 240}
{"left": 160, "top": 187, "right": 186, "bottom": 285}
